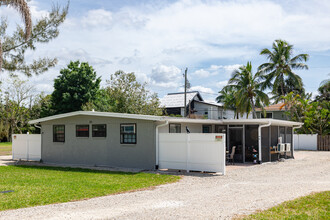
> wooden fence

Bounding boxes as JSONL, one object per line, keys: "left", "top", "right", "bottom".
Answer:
{"left": 317, "top": 135, "right": 330, "bottom": 151}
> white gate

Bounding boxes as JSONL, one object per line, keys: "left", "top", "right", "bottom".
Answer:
{"left": 159, "top": 133, "right": 226, "bottom": 174}
{"left": 12, "top": 134, "right": 41, "bottom": 161}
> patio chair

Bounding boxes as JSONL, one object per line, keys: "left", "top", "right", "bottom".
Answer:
{"left": 226, "top": 146, "right": 236, "bottom": 165}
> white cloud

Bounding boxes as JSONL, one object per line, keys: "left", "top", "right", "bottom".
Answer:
{"left": 189, "top": 86, "right": 214, "bottom": 94}
{"left": 150, "top": 64, "right": 182, "bottom": 88}
{"left": 216, "top": 80, "right": 228, "bottom": 89}
{"left": 82, "top": 9, "right": 113, "bottom": 28}
{"left": 193, "top": 69, "right": 211, "bottom": 78}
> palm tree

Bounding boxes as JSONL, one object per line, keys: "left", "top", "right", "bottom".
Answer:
{"left": 216, "top": 86, "right": 239, "bottom": 118}
{"left": 315, "top": 74, "right": 330, "bottom": 102}
{"left": 258, "top": 39, "right": 309, "bottom": 105}
{"left": 226, "top": 62, "right": 269, "bottom": 118}
{"left": 0, "top": 0, "right": 32, "bottom": 69}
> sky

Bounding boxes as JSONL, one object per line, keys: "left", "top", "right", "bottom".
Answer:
{"left": 1, "top": 0, "right": 330, "bottom": 102}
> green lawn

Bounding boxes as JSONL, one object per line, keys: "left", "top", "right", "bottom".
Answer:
{"left": 244, "top": 191, "right": 330, "bottom": 220}
{"left": 0, "top": 142, "right": 12, "bottom": 156}
{"left": 0, "top": 165, "right": 180, "bottom": 211}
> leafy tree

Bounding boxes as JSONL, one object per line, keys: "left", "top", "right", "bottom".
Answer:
{"left": 83, "top": 70, "right": 163, "bottom": 116}
{"left": 315, "top": 75, "right": 330, "bottom": 102}
{"left": 0, "top": 0, "right": 32, "bottom": 69}
{"left": 225, "top": 62, "right": 269, "bottom": 118}
{"left": 51, "top": 61, "right": 101, "bottom": 114}
{"left": 258, "top": 39, "right": 309, "bottom": 107}
{"left": 0, "top": 1, "right": 68, "bottom": 76}
{"left": 0, "top": 77, "right": 36, "bottom": 141}
{"left": 282, "top": 92, "right": 329, "bottom": 135}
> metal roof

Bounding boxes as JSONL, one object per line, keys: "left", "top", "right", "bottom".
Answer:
{"left": 29, "top": 111, "right": 164, "bottom": 124}
{"left": 160, "top": 91, "right": 203, "bottom": 108}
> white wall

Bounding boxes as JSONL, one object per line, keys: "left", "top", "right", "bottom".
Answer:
{"left": 294, "top": 134, "right": 318, "bottom": 150}
{"left": 12, "top": 134, "right": 41, "bottom": 161}
{"left": 159, "top": 133, "right": 226, "bottom": 174}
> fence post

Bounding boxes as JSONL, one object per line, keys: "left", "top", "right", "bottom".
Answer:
{"left": 27, "top": 132, "right": 30, "bottom": 161}
{"left": 186, "top": 133, "right": 190, "bottom": 173}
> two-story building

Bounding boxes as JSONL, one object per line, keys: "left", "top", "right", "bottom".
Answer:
{"left": 160, "top": 91, "right": 235, "bottom": 119}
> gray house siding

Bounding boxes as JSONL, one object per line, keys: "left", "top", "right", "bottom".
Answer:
{"left": 40, "top": 115, "right": 156, "bottom": 169}
{"left": 257, "top": 111, "right": 287, "bottom": 120}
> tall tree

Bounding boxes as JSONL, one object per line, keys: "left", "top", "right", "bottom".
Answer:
{"left": 258, "top": 39, "right": 309, "bottom": 105}
{"left": 0, "top": 0, "right": 32, "bottom": 69}
{"left": 83, "top": 70, "right": 163, "bottom": 116}
{"left": 216, "top": 86, "right": 239, "bottom": 118}
{"left": 315, "top": 75, "right": 330, "bottom": 102}
{"left": 0, "top": 1, "right": 68, "bottom": 76}
{"left": 51, "top": 61, "right": 101, "bottom": 114}
{"left": 0, "top": 77, "right": 35, "bottom": 141}
{"left": 225, "top": 62, "right": 269, "bottom": 118}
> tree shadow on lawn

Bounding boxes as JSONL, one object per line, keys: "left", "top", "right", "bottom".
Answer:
{"left": 13, "top": 165, "right": 140, "bottom": 176}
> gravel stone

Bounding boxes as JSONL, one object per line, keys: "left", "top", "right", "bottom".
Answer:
{"left": 0, "top": 151, "right": 329, "bottom": 220}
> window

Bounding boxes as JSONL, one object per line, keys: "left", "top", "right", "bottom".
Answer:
{"left": 261, "top": 112, "right": 273, "bottom": 118}
{"left": 121, "top": 124, "right": 136, "bottom": 144}
{"left": 76, "top": 125, "right": 89, "bottom": 137}
{"left": 92, "top": 124, "right": 106, "bottom": 137}
{"left": 169, "top": 124, "right": 181, "bottom": 133}
{"left": 202, "top": 125, "right": 212, "bottom": 133}
{"left": 53, "top": 125, "right": 65, "bottom": 142}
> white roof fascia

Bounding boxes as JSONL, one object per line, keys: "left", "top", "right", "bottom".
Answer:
{"left": 164, "top": 117, "right": 224, "bottom": 124}
{"left": 222, "top": 119, "right": 303, "bottom": 126}
{"left": 29, "top": 111, "right": 165, "bottom": 124}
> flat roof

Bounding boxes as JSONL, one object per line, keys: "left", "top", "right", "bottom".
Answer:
{"left": 29, "top": 111, "right": 303, "bottom": 127}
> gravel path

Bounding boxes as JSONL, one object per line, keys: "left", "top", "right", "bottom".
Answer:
{"left": 1, "top": 151, "right": 329, "bottom": 220}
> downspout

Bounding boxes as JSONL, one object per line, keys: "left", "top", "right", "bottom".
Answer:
{"left": 258, "top": 120, "right": 271, "bottom": 163}
{"left": 155, "top": 120, "right": 169, "bottom": 169}
{"left": 292, "top": 124, "right": 302, "bottom": 159}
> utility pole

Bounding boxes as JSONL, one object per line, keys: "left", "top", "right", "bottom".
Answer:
{"left": 184, "top": 67, "right": 188, "bottom": 117}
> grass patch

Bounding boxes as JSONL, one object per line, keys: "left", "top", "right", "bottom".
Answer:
{"left": 0, "top": 165, "right": 180, "bottom": 211}
{"left": 243, "top": 191, "right": 330, "bottom": 220}
{"left": 0, "top": 142, "right": 12, "bottom": 156}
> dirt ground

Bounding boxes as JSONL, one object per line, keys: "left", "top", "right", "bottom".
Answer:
{"left": 0, "top": 151, "right": 329, "bottom": 220}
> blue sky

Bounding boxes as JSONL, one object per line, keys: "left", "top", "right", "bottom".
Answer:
{"left": 1, "top": 0, "right": 330, "bottom": 102}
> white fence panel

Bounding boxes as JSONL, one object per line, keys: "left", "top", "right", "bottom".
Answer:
{"left": 12, "top": 134, "right": 41, "bottom": 161}
{"left": 159, "top": 133, "right": 226, "bottom": 174}
{"left": 294, "top": 134, "right": 318, "bottom": 150}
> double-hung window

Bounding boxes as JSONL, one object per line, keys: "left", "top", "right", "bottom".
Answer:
{"left": 53, "top": 125, "right": 65, "bottom": 142}
{"left": 92, "top": 124, "right": 106, "bottom": 137}
{"left": 120, "top": 124, "right": 136, "bottom": 144}
{"left": 76, "top": 125, "right": 89, "bottom": 137}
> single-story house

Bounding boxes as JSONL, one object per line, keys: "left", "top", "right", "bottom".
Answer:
{"left": 29, "top": 111, "right": 303, "bottom": 170}
{"left": 160, "top": 91, "right": 236, "bottom": 119}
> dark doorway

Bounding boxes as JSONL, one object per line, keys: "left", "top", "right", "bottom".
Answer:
{"left": 229, "top": 127, "right": 243, "bottom": 163}
{"left": 245, "top": 125, "right": 258, "bottom": 162}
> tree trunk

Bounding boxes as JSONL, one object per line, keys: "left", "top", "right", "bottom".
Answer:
{"left": 250, "top": 98, "right": 257, "bottom": 119}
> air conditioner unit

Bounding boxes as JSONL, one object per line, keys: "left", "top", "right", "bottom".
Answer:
{"left": 285, "top": 143, "right": 291, "bottom": 152}
{"left": 277, "top": 143, "right": 285, "bottom": 152}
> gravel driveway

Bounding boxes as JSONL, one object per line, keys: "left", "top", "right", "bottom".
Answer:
{"left": 1, "top": 151, "right": 329, "bottom": 220}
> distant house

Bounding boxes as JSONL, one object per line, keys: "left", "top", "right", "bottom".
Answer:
{"left": 256, "top": 103, "right": 288, "bottom": 120}
{"left": 160, "top": 91, "right": 235, "bottom": 119}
